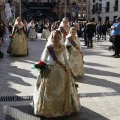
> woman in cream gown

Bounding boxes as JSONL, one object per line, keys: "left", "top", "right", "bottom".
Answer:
{"left": 10, "top": 17, "right": 28, "bottom": 56}
{"left": 28, "top": 21, "right": 37, "bottom": 40}
{"left": 65, "top": 27, "right": 84, "bottom": 79}
{"left": 41, "top": 20, "right": 50, "bottom": 40}
{"left": 58, "top": 17, "right": 71, "bottom": 42}
{"left": 33, "top": 30, "right": 80, "bottom": 118}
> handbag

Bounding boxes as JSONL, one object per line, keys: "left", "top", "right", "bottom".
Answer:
{"left": 7, "top": 44, "right": 12, "bottom": 54}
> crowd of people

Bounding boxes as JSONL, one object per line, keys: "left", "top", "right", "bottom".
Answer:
{"left": 0, "top": 15, "right": 120, "bottom": 118}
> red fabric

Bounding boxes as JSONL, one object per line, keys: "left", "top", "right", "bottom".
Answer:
{"left": 8, "top": 35, "right": 13, "bottom": 38}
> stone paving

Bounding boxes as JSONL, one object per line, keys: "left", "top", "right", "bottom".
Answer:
{"left": 0, "top": 32, "right": 120, "bottom": 120}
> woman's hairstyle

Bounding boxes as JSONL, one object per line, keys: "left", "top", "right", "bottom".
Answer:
{"left": 62, "top": 17, "right": 69, "bottom": 23}
{"left": 59, "top": 17, "right": 69, "bottom": 27}
{"left": 66, "top": 27, "right": 77, "bottom": 38}
{"left": 69, "top": 27, "right": 77, "bottom": 31}
{"left": 41, "top": 29, "right": 63, "bottom": 60}
{"left": 14, "top": 17, "right": 23, "bottom": 26}
{"left": 52, "top": 29, "right": 62, "bottom": 37}
{"left": 45, "top": 29, "right": 63, "bottom": 47}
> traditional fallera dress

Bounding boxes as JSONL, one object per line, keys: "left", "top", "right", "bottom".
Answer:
{"left": 10, "top": 25, "right": 28, "bottom": 56}
{"left": 33, "top": 44, "right": 80, "bottom": 117}
{"left": 28, "top": 25, "right": 37, "bottom": 40}
{"left": 65, "top": 36, "right": 84, "bottom": 78}
{"left": 41, "top": 23, "right": 50, "bottom": 40}
{"left": 59, "top": 26, "right": 70, "bottom": 42}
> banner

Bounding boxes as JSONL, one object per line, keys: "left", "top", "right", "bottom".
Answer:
{"left": 5, "top": 0, "right": 14, "bottom": 22}
{"left": 72, "top": 5, "right": 79, "bottom": 21}
{"left": 102, "top": 0, "right": 106, "bottom": 8}
{"left": 5, "top": 3, "right": 12, "bottom": 20}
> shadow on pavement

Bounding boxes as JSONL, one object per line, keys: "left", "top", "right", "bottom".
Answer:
{"left": 5, "top": 105, "right": 109, "bottom": 120}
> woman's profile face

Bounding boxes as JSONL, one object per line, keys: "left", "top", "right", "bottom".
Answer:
{"left": 63, "top": 20, "right": 69, "bottom": 26}
{"left": 52, "top": 32, "right": 61, "bottom": 46}
{"left": 17, "top": 18, "right": 21, "bottom": 23}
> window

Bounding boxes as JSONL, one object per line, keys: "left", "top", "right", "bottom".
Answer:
{"left": 92, "top": 5, "right": 95, "bottom": 14}
{"left": 114, "top": 16, "right": 118, "bottom": 21}
{"left": 105, "top": 17, "right": 109, "bottom": 22}
{"left": 114, "top": 0, "right": 118, "bottom": 11}
{"left": 106, "top": 2, "right": 110, "bottom": 12}
{"left": 99, "top": 3, "right": 102, "bottom": 11}
{"left": 99, "top": 17, "right": 102, "bottom": 22}
{"left": 95, "top": 3, "right": 99, "bottom": 12}
{"left": 83, "top": 7, "right": 86, "bottom": 11}
{"left": 92, "top": 18, "right": 95, "bottom": 22}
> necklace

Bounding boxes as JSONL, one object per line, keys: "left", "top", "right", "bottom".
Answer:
{"left": 53, "top": 44, "right": 61, "bottom": 49}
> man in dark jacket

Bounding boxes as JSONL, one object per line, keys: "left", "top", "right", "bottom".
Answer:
{"left": 86, "top": 20, "right": 95, "bottom": 48}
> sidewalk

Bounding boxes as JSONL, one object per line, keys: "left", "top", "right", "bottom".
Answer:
{"left": 0, "top": 33, "right": 120, "bottom": 120}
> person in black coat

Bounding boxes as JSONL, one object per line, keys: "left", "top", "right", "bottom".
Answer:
{"left": 102, "top": 22, "right": 107, "bottom": 40}
{"left": 86, "top": 20, "right": 95, "bottom": 48}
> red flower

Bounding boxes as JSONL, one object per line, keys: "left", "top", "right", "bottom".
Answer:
{"left": 8, "top": 35, "right": 13, "bottom": 38}
{"left": 38, "top": 61, "right": 46, "bottom": 66}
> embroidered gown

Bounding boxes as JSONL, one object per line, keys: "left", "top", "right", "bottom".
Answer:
{"left": 33, "top": 44, "right": 80, "bottom": 117}
{"left": 41, "top": 23, "right": 50, "bottom": 40}
{"left": 11, "top": 25, "right": 28, "bottom": 56}
{"left": 28, "top": 26, "right": 37, "bottom": 40}
{"left": 65, "top": 37, "right": 84, "bottom": 78}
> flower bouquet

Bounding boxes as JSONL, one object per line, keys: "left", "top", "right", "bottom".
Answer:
{"left": 34, "top": 61, "right": 48, "bottom": 71}
{"left": 33, "top": 61, "right": 48, "bottom": 78}
{"left": 7, "top": 35, "right": 13, "bottom": 42}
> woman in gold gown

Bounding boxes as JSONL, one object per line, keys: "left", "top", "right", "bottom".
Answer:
{"left": 10, "top": 17, "right": 28, "bottom": 56}
{"left": 33, "top": 30, "right": 80, "bottom": 118}
{"left": 65, "top": 27, "right": 84, "bottom": 79}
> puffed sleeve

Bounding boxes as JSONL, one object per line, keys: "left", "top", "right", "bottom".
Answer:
{"left": 41, "top": 47, "right": 49, "bottom": 63}
{"left": 78, "top": 37, "right": 82, "bottom": 50}
{"left": 63, "top": 48, "right": 71, "bottom": 69}
{"left": 11, "top": 26, "right": 16, "bottom": 36}
{"left": 65, "top": 38, "right": 71, "bottom": 46}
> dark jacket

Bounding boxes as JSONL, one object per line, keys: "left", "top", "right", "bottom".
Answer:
{"left": 86, "top": 22, "right": 95, "bottom": 38}
{"left": 102, "top": 24, "right": 107, "bottom": 35}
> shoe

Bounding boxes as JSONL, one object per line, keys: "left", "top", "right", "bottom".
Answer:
{"left": 111, "top": 54, "right": 116, "bottom": 57}
{"left": 114, "top": 55, "right": 119, "bottom": 58}
{"left": 90, "top": 46, "right": 93, "bottom": 48}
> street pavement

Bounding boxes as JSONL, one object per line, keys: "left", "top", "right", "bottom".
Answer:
{"left": 0, "top": 32, "right": 120, "bottom": 120}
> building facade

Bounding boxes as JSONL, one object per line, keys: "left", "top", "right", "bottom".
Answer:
{"left": 0, "top": 0, "right": 87, "bottom": 22}
{"left": 21, "top": 0, "right": 87, "bottom": 22}
{"left": 89, "top": 0, "right": 120, "bottom": 22}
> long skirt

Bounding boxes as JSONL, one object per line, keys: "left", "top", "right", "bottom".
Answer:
{"left": 11, "top": 33, "right": 28, "bottom": 56}
{"left": 69, "top": 50, "right": 84, "bottom": 78}
{"left": 41, "top": 29, "right": 50, "bottom": 40}
{"left": 28, "top": 28, "right": 37, "bottom": 39}
{"left": 33, "top": 64, "right": 80, "bottom": 117}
